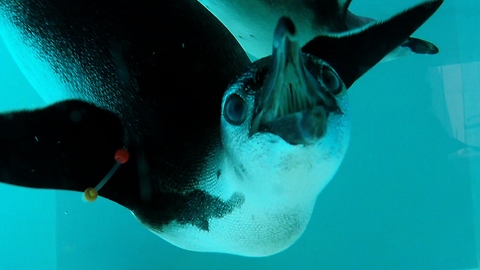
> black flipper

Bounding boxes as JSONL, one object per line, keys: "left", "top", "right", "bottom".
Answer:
{"left": 0, "top": 100, "right": 143, "bottom": 210}
{"left": 0, "top": 99, "right": 246, "bottom": 230}
{"left": 402, "top": 37, "right": 439, "bottom": 54}
{"left": 302, "top": 0, "right": 443, "bottom": 88}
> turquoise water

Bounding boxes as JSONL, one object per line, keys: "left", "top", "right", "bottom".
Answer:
{"left": 0, "top": 1, "right": 479, "bottom": 269}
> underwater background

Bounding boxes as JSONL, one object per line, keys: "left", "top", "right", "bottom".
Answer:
{"left": 0, "top": 0, "right": 479, "bottom": 269}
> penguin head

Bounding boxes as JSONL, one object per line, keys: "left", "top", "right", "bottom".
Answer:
{"left": 221, "top": 17, "right": 349, "bottom": 147}
{"left": 220, "top": 17, "right": 351, "bottom": 204}
{"left": 219, "top": 14, "right": 350, "bottom": 230}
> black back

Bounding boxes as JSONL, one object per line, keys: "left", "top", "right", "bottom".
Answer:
{"left": 0, "top": 0, "right": 250, "bottom": 228}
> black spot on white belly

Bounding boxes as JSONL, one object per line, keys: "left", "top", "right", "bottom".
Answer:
{"left": 133, "top": 190, "right": 245, "bottom": 231}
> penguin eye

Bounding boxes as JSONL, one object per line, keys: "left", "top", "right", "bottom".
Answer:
{"left": 224, "top": 94, "right": 247, "bottom": 125}
{"left": 322, "top": 67, "right": 342, "bottom": 95}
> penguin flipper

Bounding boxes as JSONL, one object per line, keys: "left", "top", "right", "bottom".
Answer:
{"left": 0, "top": 100, "right": 137, "bottom": 207}
{"left": 302, "top": 0, "right": 443, "bottom": 88}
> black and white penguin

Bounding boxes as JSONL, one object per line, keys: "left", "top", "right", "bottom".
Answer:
{"left": 198, "top": 0, "right": 439, "bottom": 61}
{"left": 0, "top": 0, "right": 442, "bottom": 257}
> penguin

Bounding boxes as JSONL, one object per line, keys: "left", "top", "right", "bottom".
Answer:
{"left": 198, "top": 0, "right": 439, "bottom": 61}
{"left": 0, "top": 0, "right": 442, "bottom": 257}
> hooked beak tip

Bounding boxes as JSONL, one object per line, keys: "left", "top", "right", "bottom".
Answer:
{"left": 273, "top": 17, "right": 297, "bottom": 51}
{"left": 250, "top": 17, "right": 338, "bottom": 144}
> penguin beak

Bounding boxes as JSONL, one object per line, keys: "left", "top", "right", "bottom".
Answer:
{"left": 250, "top": 17, "right": 339, "bottom": 145}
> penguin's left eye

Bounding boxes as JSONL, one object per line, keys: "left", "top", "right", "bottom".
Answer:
{"left": 224, "top": 94, "right": 247, "bottom": 125}
{"left": 322, "top": 67, "right": 342, "bottom": 95}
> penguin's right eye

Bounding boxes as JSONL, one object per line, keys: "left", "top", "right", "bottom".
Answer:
{"left": 322, "top": 67, "right": 342, "bottom": 95}
{"left": 224, "top": 94, "right": 247, "bottom": 125}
